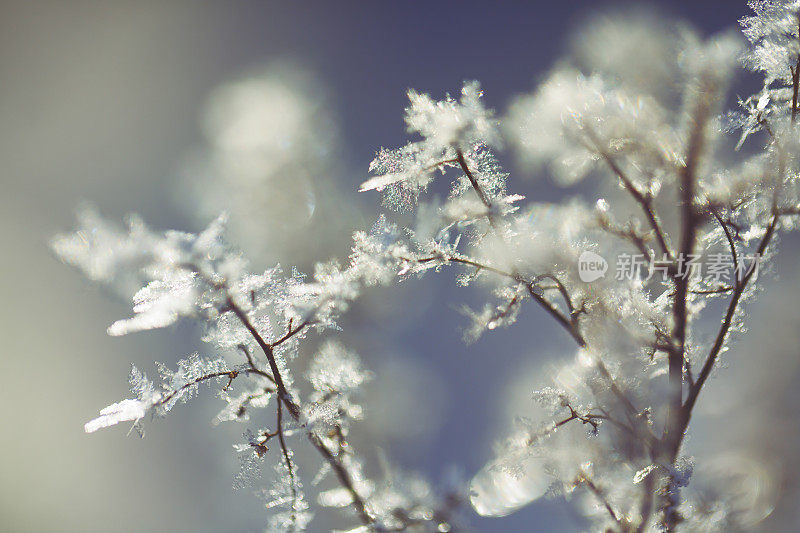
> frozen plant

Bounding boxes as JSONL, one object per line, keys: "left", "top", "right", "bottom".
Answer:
{"left": 53, "top": 2, "right": 800, "bottom": 531}
{"left": 54, "top": 207, "right": 461, "bottom": 531}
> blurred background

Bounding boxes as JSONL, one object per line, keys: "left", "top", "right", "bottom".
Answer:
{"left": 3, "top": 1, "right": 797, "bottom": 532}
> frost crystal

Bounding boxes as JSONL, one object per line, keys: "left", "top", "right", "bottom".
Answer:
{"left": 263, "top": 456, "right": 312, "bottom": 532}
{"left": 83, "top": 356, "right": 234, "bottom": 434}
{"left": 741, "top": 0, "right": 800, "bottom": 84}
{"left": 84, "top": 399, "right": 148, "bottom": 434}
{"left": 108, "top": 270, "right": 198, "bottom": 336}
{"left": 361, "top": 82, "right": 499, "bottom": 211}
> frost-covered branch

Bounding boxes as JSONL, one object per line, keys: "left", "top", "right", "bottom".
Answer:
{"left": 55, "top": 3, "right": 800, "bottom": 531}
{"left": 55, "top": 207, "right": 465, "bottom": 531}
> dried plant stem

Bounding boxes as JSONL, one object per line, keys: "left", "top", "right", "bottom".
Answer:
{"left": 226, "top": 298, "right": 376, "bottom": 529}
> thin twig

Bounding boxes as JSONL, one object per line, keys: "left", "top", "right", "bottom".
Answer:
{"left": 578, "top": 471, "right": 623, "bottom": 527}
{"left": 663, "top": 77, "right": 712, "bottom": 455}
{"left": 677, "top": 214, "right": 778, "bottom": 451}
{"left": 155, "top": 370, "right": 240, "bottom": 408}
{"left": 710, "top": 206, "right": 739, "bottom": 278}
{"left": 587, "top": 134, "right": 673, "bottom": 262}
{"left": 225, "top": 298, "right": 375, "bottom": 529}
{"left": 792, "top": 14, "right": 800, "bottom": 123}
{"left": 454, "top": 149, "right": 647, "bottom": 432}
{"left": 276, "top": 400, "right": 299, "bottom": 532}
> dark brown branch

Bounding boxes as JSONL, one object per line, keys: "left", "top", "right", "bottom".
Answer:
{"left": 454, "top": 150, "right": 585, "bottom": 345}
{"left": 237, "top": 344, "right": 277, "bottom": 384}
{"left": 276, "top": 400, "right": 299, "bottom": 532}
{"left": 710, "top": 206, "right": 739, "bottom": 277}
{"left": 227, "top": 299, "right": 301, "bottom": 415}
{"left": 663, "top": 78, "right": 712, "bottom": 454}
{"left": 488, "top": 292, "right": 522, "bottom": 326}
{"left": 660, "top": 202, "right": 768, "bottom": 525}
{"left": 224, "top": 298, "right": 375, "bottom": 529}
{"left": 556, "top": 406, "right": 599, "bottom": 432}
{"left": 792, "top": 14, "right": 800, "bottom": 123}
{"left": 590, "top": 137, "right": 673, "bottom": 262}
{"left": 774, "top": 206, "right": 800, "bottom": 216}
{"left": 155, "top": 370, "right": 240, "bottom": 408}
{"left": 522, "top": 282, "right": 586, "bottom": 346}
{"left": 550, "top": 401, "right": 642, "bottom": 439}
{"left": 448, "top": 256, "right": 519, "bottom": 278}
{"left": 677, "top": 214, "right": 778, "bottom": 449}
{"left": 456, "top": 150, "right": 492, "bottom": 210}
{"left": 272, "top": 317, "right": 314, "bottom": 348}
{"left": 535, "top": 273, "right": 583, "bottom": 325}
{"left": 526, "top": 404, "right": 623, "bottom": 446}
{"left": 408, "top": 252, "right": 583, "bottom": 345}
{"left": 453, "top": 150, "right": 650, "bottom": 437}
{"left": 598, "top": 217, "right": 653, "bottom": 261}
{"left": 578, "top": 472, "right": 623, "bottom": 527}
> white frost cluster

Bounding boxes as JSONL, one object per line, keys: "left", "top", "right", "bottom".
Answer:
{"left": 84, "top": 399, "right": 148, "bottom": 434}
{"left": 506, "top": 68, "right": 679, "bottom": 185}
{"left": 263, "top": 458, "right": 313, "bottom": 532}
{"left": 361, "top": 82, "right": 500, "bottom": 211}
{"left": 84, "top": 356, "right": 231, "bottom": 434}
{"left": 305, "top": 341, "right": 370, "bottom": 434}
{"left": 741, "top": 0, "right": 800, "bottom": 84}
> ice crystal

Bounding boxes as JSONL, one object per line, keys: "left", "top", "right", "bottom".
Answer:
{"left": 741, "top": 0, "right": 800, "bottom": 84}
{"left": 213, "top": 387, "right": 273, "bottom": 425}
{"left": 233, "top": 429, "right": 268, "bottom": 490}
{"left": 361, "top": 82, "right": 499, "bottom": 211}
{"left": 263, "top": 455, "right": 312, "bottom": 532}
{"left": 84, "top": 399, "right": 149, "bottom": 434}
{"left": 305, "top": 342, "right": 370, "bottom": 435}
{"left": 84, "top": 355, "right": 234, "bottom": 434}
